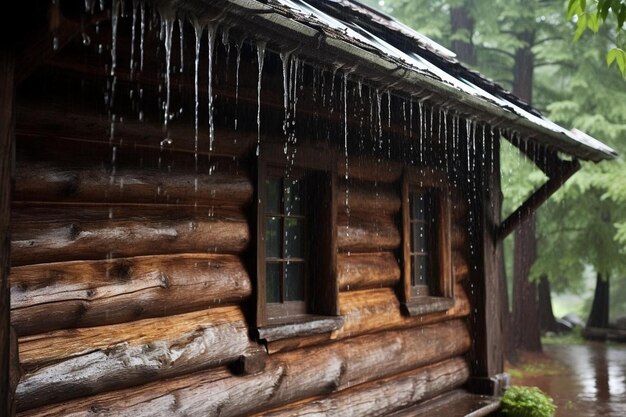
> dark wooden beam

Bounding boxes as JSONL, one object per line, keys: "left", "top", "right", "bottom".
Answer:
{"left": 15, "top": 2, "right": 107, "bottom": 85}
{"left": 497, "top": 159, "right": 580, "bottom": 240}
{"left": 467, "top": 129, "right": 505, "bottom": 395}
{"left": 0, "top": 45, "right": 16, "bottom": 417}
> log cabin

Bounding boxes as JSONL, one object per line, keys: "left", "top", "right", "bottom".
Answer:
{"left": 0, "top": 0, "right": 617, "bottom": 416}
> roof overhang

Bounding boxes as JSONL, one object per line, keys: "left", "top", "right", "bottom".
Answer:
{"left": 170, "top": 0, "right": 616, "bottom": 162}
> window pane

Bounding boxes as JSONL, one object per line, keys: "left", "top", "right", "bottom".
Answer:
{"left": 284, "top": 177, "right": 303, "bottom": 215}
{"left": 411, "top": 222, "right": 429, "bottom": 253}
{"left": 410, "top": 191, "right": 427, "bottom": 220}
{"left": 266, "top": 217, "right": 280, "bottom": 258}
{"left": 266, "top": 177, "right": 281, "bottom": 214}
{"left": 266, "top": 262, "right": 281, "bottom": 303}
{"left": 411, "top": 255, "right": 428, "bottom": 287}
{"left": 285, "top": 262, "right": 305, "bottom": 301}
{"left": 284, "top": 218, "right": 304, "bottom": 258}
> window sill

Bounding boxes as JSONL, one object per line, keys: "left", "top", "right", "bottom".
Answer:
{"left": 402, "top": 296, "right": 454, "bottom": 316}
{"left": 256, "top": 315, "right": 344, "bottom": 342}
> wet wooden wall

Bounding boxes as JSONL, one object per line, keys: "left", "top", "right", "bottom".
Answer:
{"left": 8, "top": 14, "right": 477, "bottom": 416}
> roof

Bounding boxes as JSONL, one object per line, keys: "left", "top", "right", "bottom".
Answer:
{"left": 179, "top": 0, "right": 617, "bottom": 162}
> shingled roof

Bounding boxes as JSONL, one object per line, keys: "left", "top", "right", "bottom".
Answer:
{"left": 178, "top": 0, "right": 617, "bottom": 161}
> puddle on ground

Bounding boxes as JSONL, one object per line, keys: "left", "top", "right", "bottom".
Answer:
{"left": 512, "top": 343, "right": 626, "bottom": 417}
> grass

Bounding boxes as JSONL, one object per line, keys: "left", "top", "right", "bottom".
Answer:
{"left": 505, "top": 351, "right": 566, "bottom": 380}
{"left": 541, "top": 328, "right": 585, "bottom": 346}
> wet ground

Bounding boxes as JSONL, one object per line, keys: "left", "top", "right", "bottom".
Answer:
{"left": 512, "top": 343, "right": 626, "bottom": 417}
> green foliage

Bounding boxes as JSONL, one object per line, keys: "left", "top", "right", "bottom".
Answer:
{"left": 567, "top": 0, "right": 626, "bottom": 77}
{"left": 501, "top": 386, "right": 557, "bottom": 417}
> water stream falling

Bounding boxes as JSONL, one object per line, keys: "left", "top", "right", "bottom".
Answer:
{"left": 193, "top": 21, "right": 202, "bottom": 171}
{"left": 139, "top": 2, "right": 145, "bottom": 71}
{"left": 343, "top": 72, "right": 350, "bottom": 217}
{"left": 281, "top": 51, "right": 292, "bottom": 137}
{"left": 129, "top": 0, "right": 137, "bottom": 77}
{"left": 162, "top": 18, "right": 174, "bottom": 132}
{"left": 110, "top": 0, "right": 119, "bottom": 77}
{"left": 178, "top": 19, "right": 184, "bottom": 73}
{"left": 256, "top": 40, "right": 267, "bottom": 156}
{"left": 207, "top": 24, "right": 216, "bottom": 151}
{"left": 234, "top": 37, "right": 243, "bottom": 131}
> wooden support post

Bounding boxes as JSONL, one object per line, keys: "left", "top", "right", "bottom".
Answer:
{"left": 1, "top": 45, "right": 16, "bottom": 417}
{"left": 497, "top": 159, "right": 580, "bottom": 240}
{"left": 467, "top": 130, "right": 507, "bottom": 396}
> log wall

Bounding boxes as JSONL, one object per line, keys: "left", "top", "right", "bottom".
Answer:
{"left": 11, "top": 46, "right": 477, "bottom": 415}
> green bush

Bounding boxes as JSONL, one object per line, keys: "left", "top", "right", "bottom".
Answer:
{"left": 501, "top": 385, "right": 556, "bottom": 417}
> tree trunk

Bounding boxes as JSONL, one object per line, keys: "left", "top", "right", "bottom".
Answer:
{"left": 538, "top": 274, "right": 559, "bottom": 333}
{"left": 450, "top": 1, "right": 476, "bottom": 66}
{"left": 509, "top": 30, "right": 541, "bottom": 354}
{"left": 587, "top": 272, "right": 610, "bottom": 328}
{"left": 512, "top": 214, "right": 542, "bottom": 352}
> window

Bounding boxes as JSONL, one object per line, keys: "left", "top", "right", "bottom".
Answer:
{"left": 401, "top": 169, "right": 453, "bottom": 316}
{"left": 264, "top": 170, "right": 308, "bottom": 318}
{"left": 255, "top": 145, "right": 342, "bottom": 341}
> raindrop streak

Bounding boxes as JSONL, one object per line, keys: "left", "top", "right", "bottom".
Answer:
{"left": 193, "top": 22, "right": 203, "bottom": 170}
{"left": 343, "top": 73, "right": 350, "bottom": 214}
{"left": 110, "top": 0, "right": 119, "bottom": 77}
{"left": 207, "top": 24, "right": 216, "bottom": 151}
{"left": 418, "top": 101, "right": 424, "bottom": 164}
{"left": 376, "top": 90, "right": 382, "bottom": 150}
{"left": 234, "top": 38, "right": 243, "bottom": 130}
{"left": 178, "top": 19, "right": 184, "bottom": 73}
{"left": 281, "top": 51, "right": 292, "bottom": 136}
{"left": 139, "top": 2, "right": 145, "bottom": 71}
{"left": 409, "top": 97, "right": 413, "bottom": 139}
{"left": 387, "top": 90, "right": 391, "bottom": 128}
{"left": 256, "top": 40, "right": 267, "bottom": 156}
{"left": 162, "top": 18, "right": 174, "bottom": 131}
{"left": 129, "top": 1, "right": 137, "bottom": 77}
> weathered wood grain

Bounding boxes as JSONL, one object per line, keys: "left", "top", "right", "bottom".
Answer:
{"left": 10, "top": 205, "right": 249, "bottom": 266}
{"left": 337, "top": 179, "right": 400, "bottom": 215}
{"left": 338, "top": 157, "right": 403, "bottom": 183}
{"left": 18, "top": 320, "right": 470, "bottom": 416}
{"left": 451, "top": 223, "right": 467, "bottom": 250}
{"left": 15, "top": 306, "right": 255, "bottom": 411}
{"left": 14, "top": 162, "right": 252, "bottom": 207}
{"left": 16, "top": 101, "right": 256, "bottom": 158}
{"left": 10, "top": 254, "right": 251, "bottom": 336}
{"left": 255, "top": 357, "right": 470, "bottom": 417}
{"left": 334, "top": 284, "right": 470, "bottom": 339}
{"left": 337, "top": 213, "right": 401, "bottom": 252}
{"left": 337, "top": 252, "right": 400, "bottom": 291}
{"left": 0, "top": 46, "right": 15, "bottom": 417}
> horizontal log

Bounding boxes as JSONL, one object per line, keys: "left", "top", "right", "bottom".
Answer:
{"left": 18, "top": 320, "right": 470, "bottom": 417}
{"left": 338, "top": 157, "right": 403, "bottom": 183}
{"left": 334, "top": 285, "right": 470, "bottom": 339}
{"left": 266, "top": 333, "right": 333, "bottom": 355}
{"left": 10, "top": 205, "right": 249, "bottom": 266}
{"left": 337, "top": 179, "right": 400, "bottom": 215}
{"left": 14, "top": 161, "right": 252, "bottom": 207}
{"left": 10, "top": 254, "right": 251, "bottom": 336}
{"left": 337, "top": 252, "right": 400, "bottom": 291}
{"left": 16, "top": 306, "right": 255, "bottom": 411}
{"left": 16, "top": 101, "right": 256, "bottom": 158}
{"left": 337, "top": 213, "right": 400, "bottom": 252}
{"left": 256, "top": 357, "right": 470, "bottom": 417}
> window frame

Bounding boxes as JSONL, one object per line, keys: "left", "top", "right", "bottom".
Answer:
{"left": 401, "top": 168, "right": 454, "bottom": 316}
{"left": 255, "top": 143, "right": 342, "bottom": 338}
{"left": 263, "top": 166, "right": 309, "bottom": 319}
